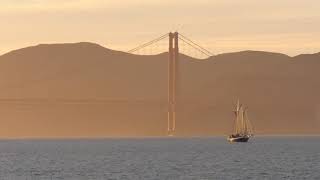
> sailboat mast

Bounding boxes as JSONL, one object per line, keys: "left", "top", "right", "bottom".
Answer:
{"left": 234, "top": 111, "right": 237, "bottom": 134}
{"left": 235, "top": 100, "right": 240, "bottom": 134}
{"left": 243, "top": 108, "right": 248, "bottom": 135}
{"left": 245, "top": 108, "right": 253, "bottom": 135}
{"left": 236, "top": 111, "right": 240, "bottom": 134}
{"left": 241, "top": 106, "right": 244, "bottom": 134}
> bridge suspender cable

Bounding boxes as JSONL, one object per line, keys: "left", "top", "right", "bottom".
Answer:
{"left": 128, "top": 33, "right": 169, "bottom": 53}
{"left": 179, "top": 33, "right": 214, "bottom": 57}
{"left": 178, "top": 37, "right": 212, "bottom": 57}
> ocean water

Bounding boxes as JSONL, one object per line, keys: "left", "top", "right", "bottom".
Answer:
{"left": 0, "top": 137, "right": 319, "bottom": 180}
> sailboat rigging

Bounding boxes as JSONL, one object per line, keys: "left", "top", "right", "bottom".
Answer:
{"left": 228, "top": 100, "right": 254, "bottom": 142}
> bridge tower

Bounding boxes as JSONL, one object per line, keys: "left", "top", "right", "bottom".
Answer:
{"left": 168, "top": 32, "right": 179, "bottom": 136}
{"left": 128, "top": 31, "right": 213, "bottom": 136}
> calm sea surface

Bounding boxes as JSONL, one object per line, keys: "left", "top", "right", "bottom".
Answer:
{"left": 0, "top": 137, "right": 319, "bottom": 180}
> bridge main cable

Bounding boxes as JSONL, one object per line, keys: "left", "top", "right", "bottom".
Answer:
{"left": 178, "top": 37, "right": 212, "bottom": 57}
{"left": 128, "top": 33, "right": 169, "bottom": 53}
{"left": 179, "top": 33, "right": 214, "bottom": 57}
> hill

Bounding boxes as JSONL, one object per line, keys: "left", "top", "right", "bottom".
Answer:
{"left": 0, "top": 43, "right": 319, "bottom": 137}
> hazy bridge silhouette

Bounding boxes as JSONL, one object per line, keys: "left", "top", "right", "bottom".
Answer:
{"left": 128, "top": 32, "right": 214, "bottom": 136}
{"left": 0, "top": 32, "right": 213, "bottom": 136}
{"left": 128, "top": 32, "right": 214, "bottom": 58}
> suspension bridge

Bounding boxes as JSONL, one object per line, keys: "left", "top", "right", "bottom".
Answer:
{"left": 128, "top": 32, "right": 214, "bottom": 136}
{"left": 0, "top": 31, "right": 214, "bottom": 136}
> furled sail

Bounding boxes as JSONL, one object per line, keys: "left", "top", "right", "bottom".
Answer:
{"left": 233, "top": 100, "right": 253, "bottom": 136}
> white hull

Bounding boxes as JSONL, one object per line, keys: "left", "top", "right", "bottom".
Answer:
{"left": 228, "top": 136, "right": 250, "bottom": 142}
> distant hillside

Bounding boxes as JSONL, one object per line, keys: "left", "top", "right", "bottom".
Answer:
{"left": 0, "top": 42, "right": 319, "bottom": 137}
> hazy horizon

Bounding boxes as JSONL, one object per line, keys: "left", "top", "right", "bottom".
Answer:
{"left": 1, "top": 0, "right": 320, "bottom": 56}
{"left": 1, "top": 41, "right": 320, "bottom": 58}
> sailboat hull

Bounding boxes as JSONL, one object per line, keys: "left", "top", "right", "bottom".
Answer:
{"left": 228, "top": 136, "right": 250, "bottom": 142}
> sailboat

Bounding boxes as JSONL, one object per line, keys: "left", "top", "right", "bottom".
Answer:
{"left": 228, "top": 100, "right": 254, "bottom": 142}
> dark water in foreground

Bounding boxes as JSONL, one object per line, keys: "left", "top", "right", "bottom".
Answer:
{"left": 0, "top": 137, "right": 319, "bottom": 180}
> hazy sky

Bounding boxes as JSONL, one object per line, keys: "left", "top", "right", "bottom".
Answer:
{"left": 1, "top": 0, "right": 320, "bottom": 56}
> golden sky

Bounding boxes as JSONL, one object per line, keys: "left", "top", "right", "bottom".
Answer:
{"left": 1, "top": 0, "right": 320, "bottom": 55}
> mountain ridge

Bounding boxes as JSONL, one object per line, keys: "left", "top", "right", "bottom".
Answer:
{"left": 0, "top": 42, "right": 319, "bottom": 137}
{"left": 2, "top": 42, "right": 319, "bottom": 60}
